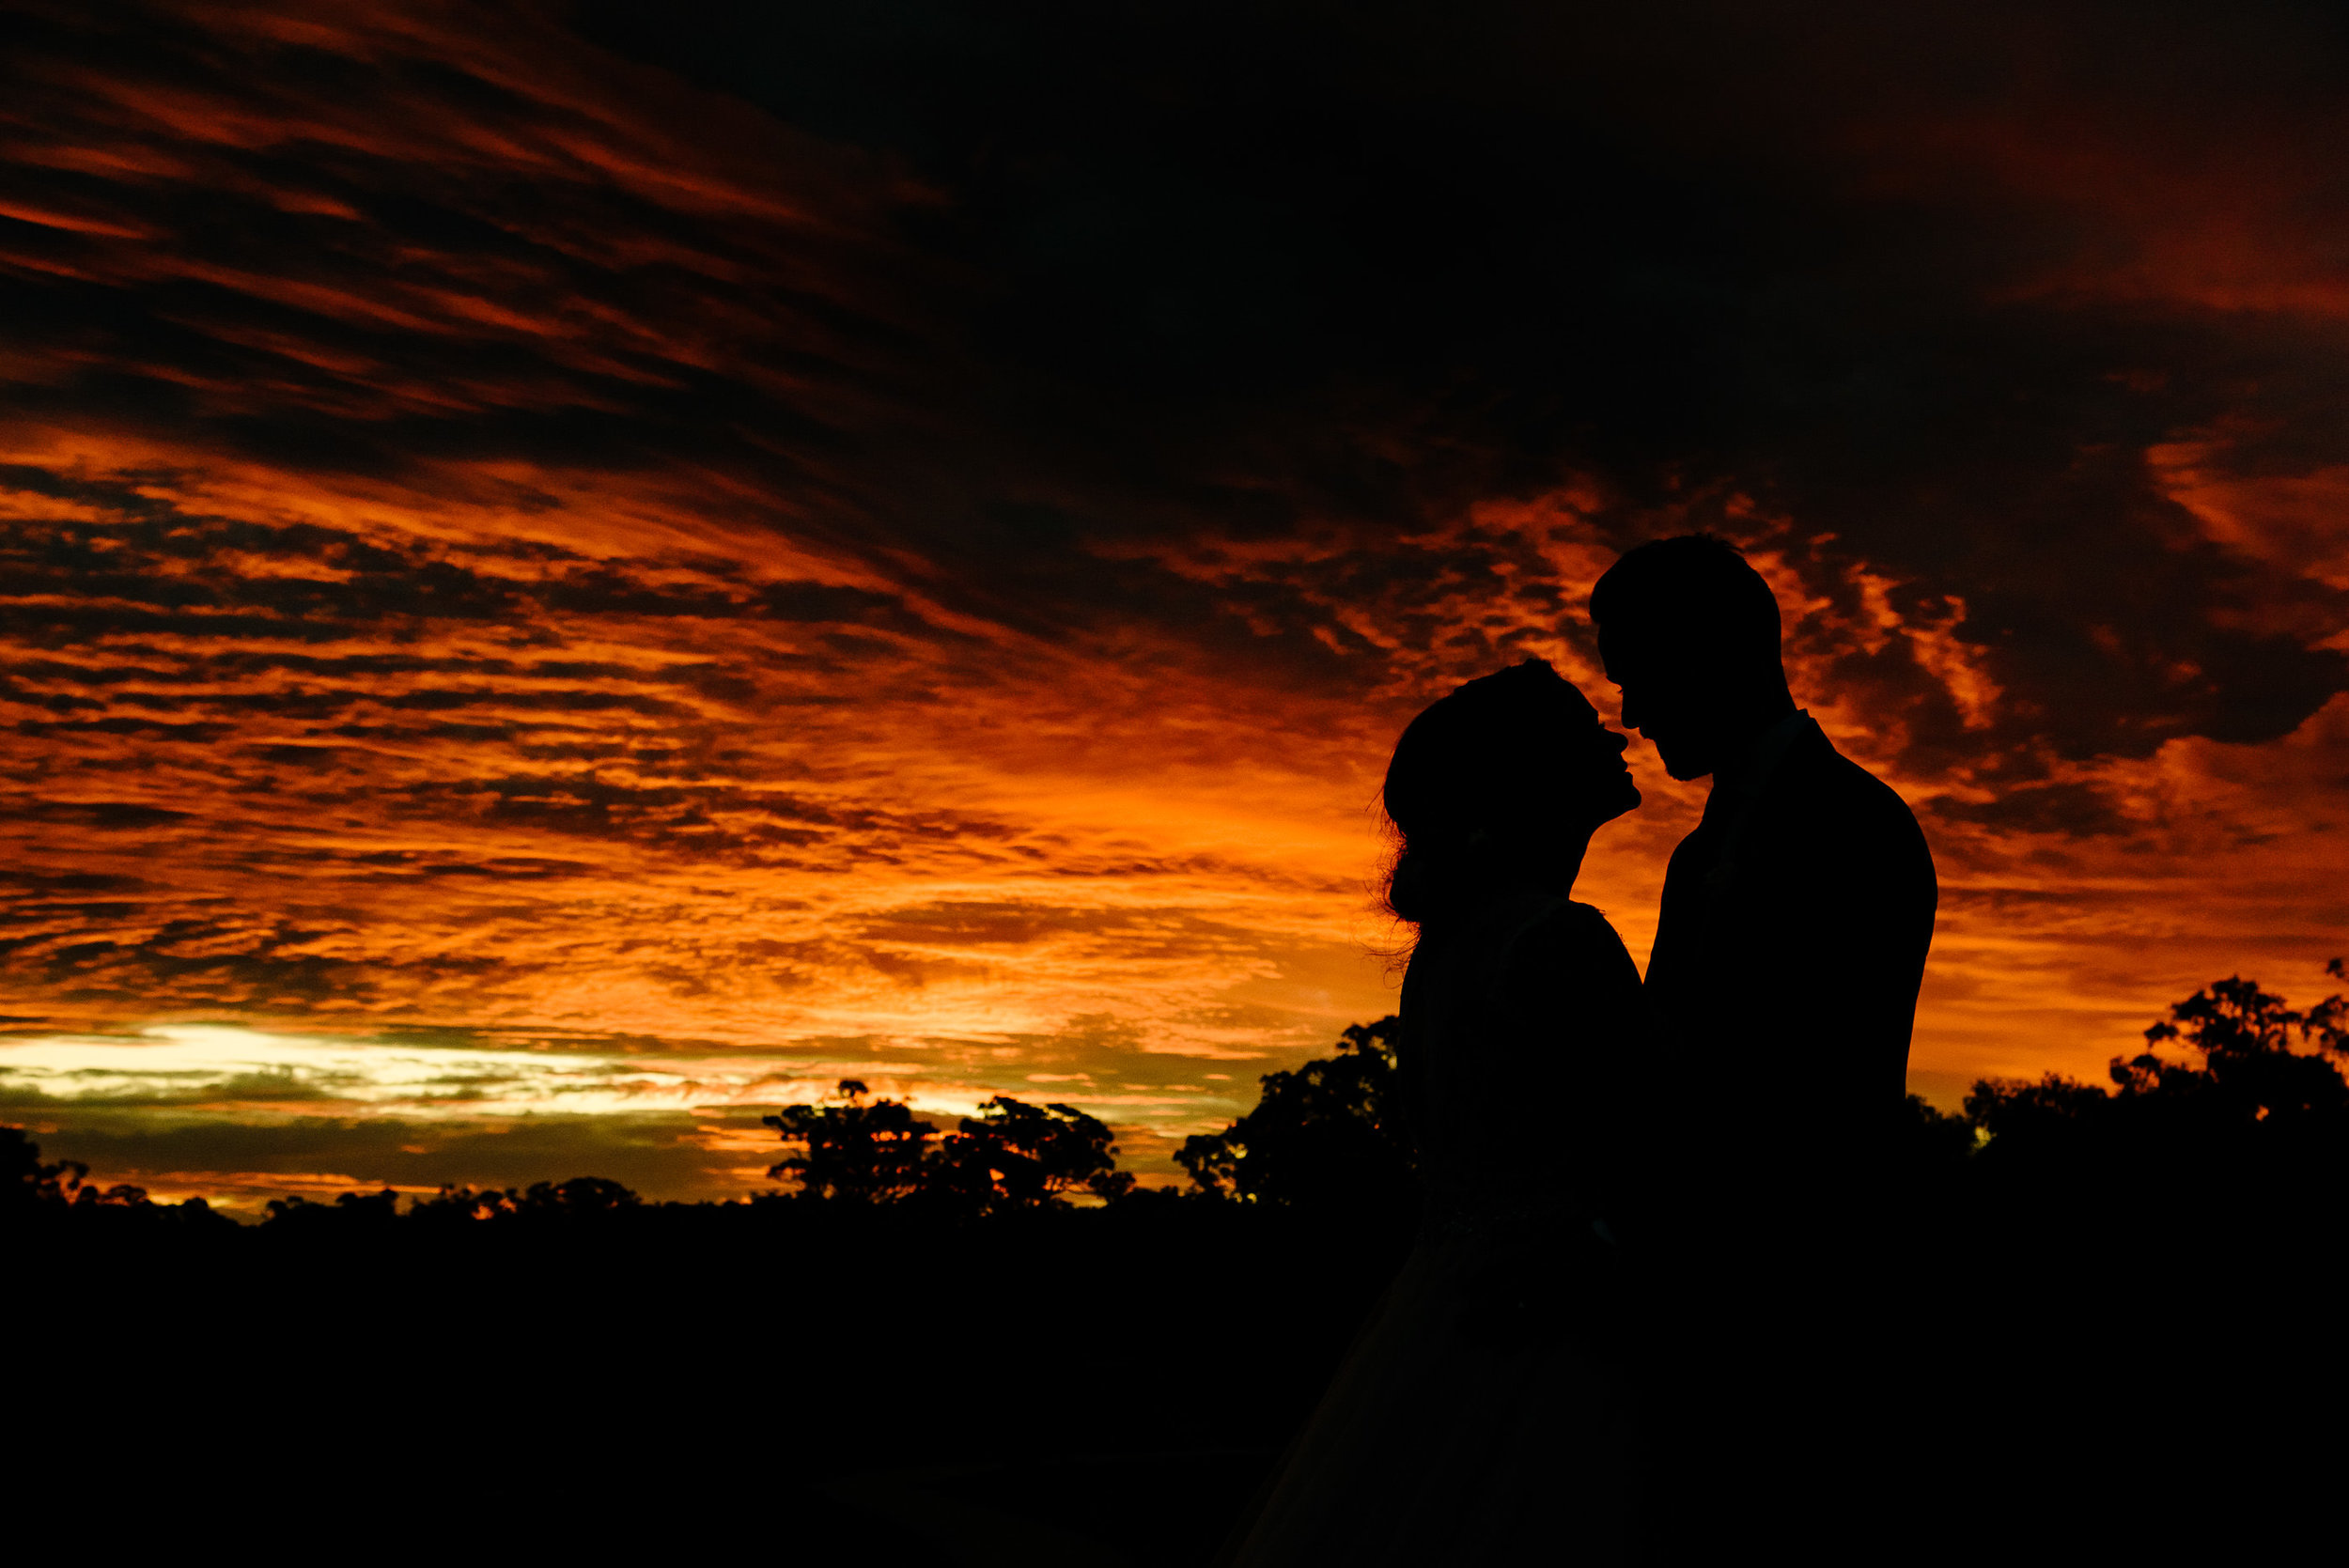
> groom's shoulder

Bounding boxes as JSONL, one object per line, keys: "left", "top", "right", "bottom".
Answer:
{"left": 1781, "top": 729, "right": 1929, "bottom": 842}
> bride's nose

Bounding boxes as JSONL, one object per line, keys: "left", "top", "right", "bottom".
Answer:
{"left": 1605, "top": 728, "right": 1629, "bottom": 755}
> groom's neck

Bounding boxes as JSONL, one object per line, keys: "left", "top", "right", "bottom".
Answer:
{"left": 1703, "top": 688, "right": 1798, "bottom": 783}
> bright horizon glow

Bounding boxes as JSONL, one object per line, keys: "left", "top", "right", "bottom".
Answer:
{"left": 0, "top": 1023, "right": 1215, "bottom": 1125}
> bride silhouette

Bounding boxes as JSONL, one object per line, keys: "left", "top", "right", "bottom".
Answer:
{"left": 1222, "top": 658, "right": 1647, "bottom": 1567}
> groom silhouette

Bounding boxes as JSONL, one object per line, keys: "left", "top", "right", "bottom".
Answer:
{"left": 1592, "top": 535, "right": 1936, "bottom": 1215}
{"left": 1592, "top": 535, "right": 1937, "bottom": 1559}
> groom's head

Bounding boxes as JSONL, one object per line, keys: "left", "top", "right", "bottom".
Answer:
{"left": 1591, "top": 535, "right": 1792, "bottom": 782}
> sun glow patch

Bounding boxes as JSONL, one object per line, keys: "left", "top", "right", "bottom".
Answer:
{"left": 0, "top": 1024, "right": 829, "bottom": 1119}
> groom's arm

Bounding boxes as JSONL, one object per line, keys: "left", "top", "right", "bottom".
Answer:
{"left": 1765, "top": 771, "right": 1937, "bottom": 1135}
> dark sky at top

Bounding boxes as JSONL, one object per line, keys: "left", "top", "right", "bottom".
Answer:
{"left": 572, "top": 0, "right": 2349, "bottom": 768}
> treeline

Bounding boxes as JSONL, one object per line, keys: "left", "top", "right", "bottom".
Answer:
{"left": 8, "top": 962, "right": 2347, "bottom": 1233}
{"left": 0, "top": 1082, "right": 1143, "bottom": 1234}
{"left": 760, "top": 1084, "right": 1135, "bottom": 1210}
{"left": 1161, "top": 961, "right": 2349, "bottom": 1205}
{"left": 1965, "top": 963, "right": 2349, "bottom": 1179}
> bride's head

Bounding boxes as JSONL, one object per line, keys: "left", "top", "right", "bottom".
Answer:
{"left": 1381, "top": 658, "right": 1639, "bottom": 928}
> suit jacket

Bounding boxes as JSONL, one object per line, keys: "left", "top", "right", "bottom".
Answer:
{"left": 1644, "top": 714, "right": 1937, "bottom": 1205}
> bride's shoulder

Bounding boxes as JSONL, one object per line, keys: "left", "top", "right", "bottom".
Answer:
{"left": 1506, "top": 898, "right": 1637, "bottom": 977}
{"left": 1532, "top": 896, "right": 1629, "bottom": 943}
{"left": 1486, "top": 899, "right": 1641, "bottom": 1029}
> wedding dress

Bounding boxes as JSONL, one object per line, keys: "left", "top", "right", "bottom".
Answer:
{"left": 1225, "top": 889, "right": 1647, "bottom": 1566}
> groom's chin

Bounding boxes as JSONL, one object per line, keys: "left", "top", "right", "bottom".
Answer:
{"left": 1658, "top": 752, "right": 1711, "bottom": 782}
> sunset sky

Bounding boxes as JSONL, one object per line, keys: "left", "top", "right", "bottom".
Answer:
{"left": 3, "top": 0, "right": 2344, "bottom": 1211}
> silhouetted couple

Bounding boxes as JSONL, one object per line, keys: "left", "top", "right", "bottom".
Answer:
{"left": 1222, "top": 536, "right": 1938, "bottom": 1565}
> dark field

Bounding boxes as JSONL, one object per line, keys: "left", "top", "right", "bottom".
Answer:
{"left": 9, "top": 1178, "right": 2346, "bottom": 1565}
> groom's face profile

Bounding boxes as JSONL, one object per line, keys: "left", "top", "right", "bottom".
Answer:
{"left": 1591, "top": 541, "right": 1793, "bottom": 783}
{"left": 1598, "top": 631, "right": 1726, "bottom": 782}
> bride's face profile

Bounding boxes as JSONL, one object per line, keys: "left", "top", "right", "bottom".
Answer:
{"left": 1551, "top": 691, "right": 1641, "bottom": 831}
{"left": 1381, "top": 660, "right": 1637, "bottom": 919}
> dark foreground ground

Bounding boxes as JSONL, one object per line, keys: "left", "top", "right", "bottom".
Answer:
{"left": 8, "top": 1182, "right": 2347, "bottom": 1564}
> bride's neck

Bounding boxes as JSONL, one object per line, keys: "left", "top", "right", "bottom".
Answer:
{"left": 1486, "top": 833, "right": 1592, "bottom": 905}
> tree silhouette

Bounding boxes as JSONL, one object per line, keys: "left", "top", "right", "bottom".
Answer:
{"left": 4, "top": 1125, "right": 88, "bottom": 1211}
{"left": 761, "top": 1081, "right": 1138, "bottom": 1211}
{"left": 264, "top": 1188, "right": 400, "bottom": 1229}
{"left": 1894, "top": 1093, "right": 1977, "bottom": 1172}
{"left": 2148, "top": 967, "right": 2348, "bottom": 1056}
{"left": 1174, "top": 1018, "right": 1416, "bottom": 1213}
{"left": 259, "top": 1178, "right": 648, "bottom": 1229}
{"left": 1968, "top": 962, "right": 2349, "bottom": 1167}
{"left": 3, "top": 1126, "right": 157, "bottom": 1214}
{"left": 931, "top": 1096, "right": 1134, "bottom": 1214}
{"left": 765, "top": 1079, "right": 941, "bottom": 1203}
{"left": 1961, "top": 1073, "right": 2115, "bottom": 1146}
{"left": 2117, "top": 973, "right": 2349, "bottom": 1131}
{"left": 409, "top": 1185, "right": 521, "bottom": 1223}
{"left": 514, "top": 1175, "right": 642, "bottom": 1216}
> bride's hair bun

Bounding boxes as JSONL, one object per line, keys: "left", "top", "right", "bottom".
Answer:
{"left": 1382, "top": 658, "right": 1593, "bottom": 926}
